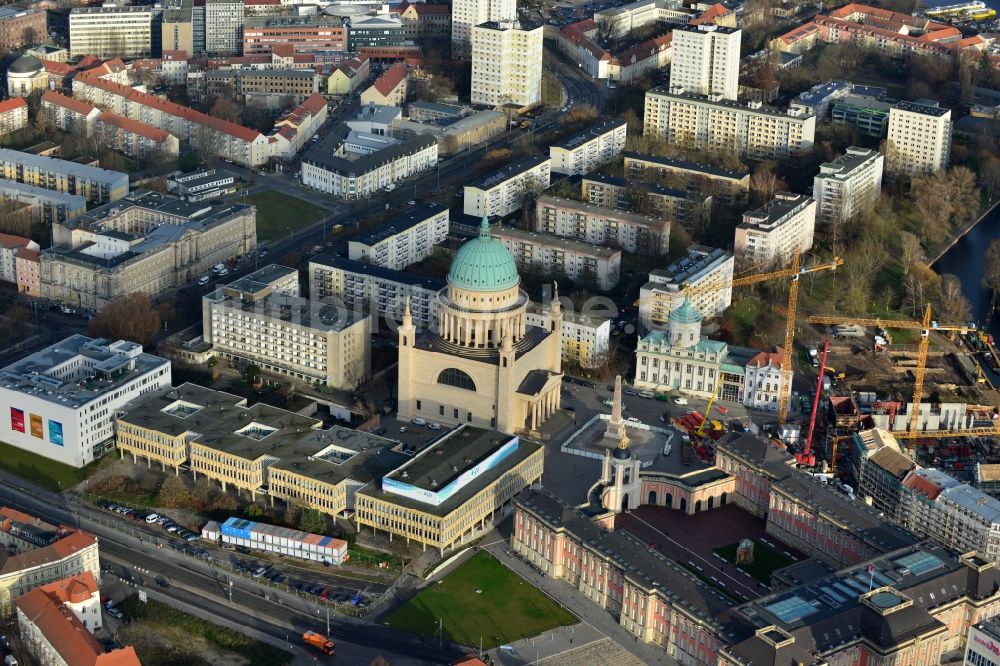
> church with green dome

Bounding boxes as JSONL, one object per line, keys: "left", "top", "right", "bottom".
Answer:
{"left": 397, "top": 216, "right": 563, "bottom": 434}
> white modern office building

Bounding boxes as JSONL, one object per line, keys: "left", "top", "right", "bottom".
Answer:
{"left": 734, "top": 192, "right": 816, "bottom": 268}
{"left": 492, "top": 226, "right": 622, "bottom": 291}
{"left": 639, "top": 245, "right": 734, "bottom": 332}
{"left": 471, "top": 20, "right": 543, "bottom": 109}
{"left": 668, "top": 24, "right": 741, "bottom": 101}
{"left": 69, "top": 6, "right": 153, "bottom": 58}
{"left": 813, "top": 146, "right": 883, "bottom": 226}
{"left": 549, "top": 118, "right": 627, "bottom": 176}
{"left": 203, "top": 265, "right": 371, "bottom": 390}
{"left": 643, "top": 88, "right": 816, "bottom": 161}
{"left": 534, "top": 195, "right": 669, "bottom": 257}
{"left": 452, "top": 0, "right": 515, "bottom": 59}
{"left": 463, "top": 154, "right": 551, "bottom": 218}
{"left": 347, "top": 204, "right": 449, "bottom": 271}
{"left": 0, "top": 335, "right": 171, "bottom": 467}
{"left": 205, "top": 0, "right": 244, "bottom": 54}
{"left": 526, "top": 303, "right": 611, "bottom": 369}
{"left": 887, "top": 100, "right": 952, "bottom": 176}
{"left": 309, "top": 254, "right": 445, "bottom": 331}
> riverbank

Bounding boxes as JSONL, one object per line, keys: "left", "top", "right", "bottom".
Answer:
{"left": 929, "top": 199, "right": 1000, "bottom": 266}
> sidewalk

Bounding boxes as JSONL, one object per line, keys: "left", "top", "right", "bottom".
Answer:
{"left": 482, "top": 541, "right": 679, "bottom": 666}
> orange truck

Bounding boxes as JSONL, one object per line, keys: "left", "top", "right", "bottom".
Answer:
{"left": 303, "top": 630, "right": 335, "bottom": 656}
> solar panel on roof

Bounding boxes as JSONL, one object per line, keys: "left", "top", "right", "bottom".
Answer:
{"left": 842, "top": 577, "right": 868, "bottom": 593}
{"left": 763, "top": 595, "right": 819, "bottom": 623}
{"left": 820, "top": 586, "right": 847, "bottom": 603}
{"left": 871, "top": 570, "right": 894, "bottom": 586}
{"left": 833, "top": 582, "right": 857, "bottom": 599}
{"left": 894, "top": 551, "right": 943, "bottom": 575}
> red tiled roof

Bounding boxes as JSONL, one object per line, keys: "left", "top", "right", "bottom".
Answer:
{"left": 747, "top": 347, "right": 785, "bottom": 370}
{"left": 98, "top": 111, "right": 171, "bottom": 143}
{"left": 0, "top": 506, "right": 48, "bottom": 526}
{"left": 613, "top": 32, "right": 672, "bottom": 66}
{"left": 14, "top": 583, "right": 142, "bottom": 666}
{"left": 0, "top": 232, "right": 32, "bottom": 250}
{"left": 42, "top": 59, "right": 76, "bottom": 77}
{"left": 410, "top": 3, "right": 449, "bottom": 15}
{"left": 271, "top": 43, "right": 294, "bottom": 58}
{"left": 162, "top": 50, "right": 188, "bottom": 61}
{"left": 777, "top": 21, "right": 819, "bottom": 45}
{"left": 338, "top": 56, "right": 367, "bottom": 76}
{"left": 130, "top": 58, "right": 162, "bottom": 71}
{"left": 902, "top": 471, "right": 947, "bottom": 500}
{"left": 76, "top": 55, "right": 101, "bottom": 69}
{"left": 76, "top": 72, "right": 263, "bottom": 142}
{"left": 1, "top": 530, "right": 96, "bottom": 575}
{"left": 16, "top": 247, "right": 40, "bottom": 262}
{"left": 301, "top": 92, "right": 326, "bottom": 114}
{"left": 95, "top": 648, "right": 143, "bottom": 666}
{"left": 39, "top": 571, "right": 99, "bottom": 605}
{"left": 0, "top": 97, "right": 27, "bottom": 114}
{"left": 689, "top": 3, "right": 730, "bottom": 25}
{"left": 48, "top": 530, "right": 98, "bottom": 561}
{"left": 373, "top": 62, "right": 407, "bottom": 96}
{"left": 41, "top": 91, "right": 97, "bottom": 116}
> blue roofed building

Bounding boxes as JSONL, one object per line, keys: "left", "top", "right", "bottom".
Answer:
{"left": 202, "top": 516, "right": 349, "bottom": 564}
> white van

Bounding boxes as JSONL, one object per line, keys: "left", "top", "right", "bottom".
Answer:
{"left": 212, "top": 263, "right": 225, "bottom": 273}
{"left": 145, "top": 513, "right": 160, "bottom": 524}
{"left": 638, "top": 391, "right": 655, "bottom": 399}
{"left": 411, "top": 418, "right": 427, "bottom": 426}
{"left": 427, "top": 422, "right": 442, "bottom": 430}
{"left": 198, "top": 276, "right": 210, "bottom": 286}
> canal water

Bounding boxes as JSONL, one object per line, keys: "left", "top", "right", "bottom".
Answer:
{"left": 933, "top": 205, "right": 1000, "bottom": 337}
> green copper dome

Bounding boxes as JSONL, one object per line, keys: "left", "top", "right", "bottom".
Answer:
{"left": 447, "top": 216, "right": 520, "bottom": 292}
{"left": 669, "top": 298, "right": 703, "bottom": 324}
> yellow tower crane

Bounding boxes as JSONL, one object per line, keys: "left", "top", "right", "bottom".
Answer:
{"left": 695, "top": 379, "right": 722, "bottom": 438}
{"left": 807, "top": 305, "right": 982, "bottom": 436}
{"left": 673, "top": 253, "right": 844, "bottom": 424}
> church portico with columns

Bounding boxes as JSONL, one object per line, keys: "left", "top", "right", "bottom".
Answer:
{"left": 397, "top": 215, "right": 563, "bottom": 435}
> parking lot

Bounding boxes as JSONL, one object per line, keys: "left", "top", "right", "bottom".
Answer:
{"left": 90, "top": 501, "right": 384, "bottom": 610}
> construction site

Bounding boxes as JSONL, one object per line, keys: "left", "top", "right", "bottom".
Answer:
{"left": 629, "top": 247, "right": 1000, "bottom": 497}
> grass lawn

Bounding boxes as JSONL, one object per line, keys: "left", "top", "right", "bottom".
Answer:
{"left": 383, "top": 551, "right": 576, "bottom": 648}
{"left": 241, "top": 190, "right": 328, "bottom": 241}
{"left": 714, "top": 540, "right": 793, "bottom": 585}
{"left": 118, "top": 595, "right": 293, "bottom": 666}
{"left": 0, "top": 440, "right": 102, "bottom": 492}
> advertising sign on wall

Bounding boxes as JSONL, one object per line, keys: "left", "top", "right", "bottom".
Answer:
{"left": 10, "top": 407, "right": 24, "bottom": 433}
{"left": 48, "top": 420, "right": 63, "bottom": 446}
{"left": 29, "top": 413, "right": 43, "bottom": 439}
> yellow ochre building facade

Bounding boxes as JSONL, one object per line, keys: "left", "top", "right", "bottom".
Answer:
{"left": 397, "top": 215, "right": 563, "bottom": 434}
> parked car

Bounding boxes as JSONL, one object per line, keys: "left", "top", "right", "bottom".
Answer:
{"left": 198, "top": 276, "right": 210, "bottom": 286}
{"left": 105, "top": 604, "right": 124, "bottom": 620}
{"left": 673, "top": 397, "right": 689, "bottom": 405}
{"left": 145, "top": 513, "right": 160, "bottom": 524}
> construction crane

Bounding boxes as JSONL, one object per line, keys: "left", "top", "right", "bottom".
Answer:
{"left": 798, "top": 339, "right": 828, "bottom": 466}
{"left": 676, "top": 253, "right": 844, "bottom": 424}
{"left": 696, "top": 380, "right": 722, "bottom": 438}
{"left": 807, "top": 304, "right": 977, "bottom": 435}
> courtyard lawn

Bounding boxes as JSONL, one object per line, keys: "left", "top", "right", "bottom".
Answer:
{"left": 241, "top": 190, "right": 328, "bottom": 241}
{"left": 0, "top": 440, "right": 101, "bottom": 492}
{"left": 383, "top": 551, "right": 576, "bottom": 648}
{"left": 714, "top": 540, "right": 793, "bottom": 585}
